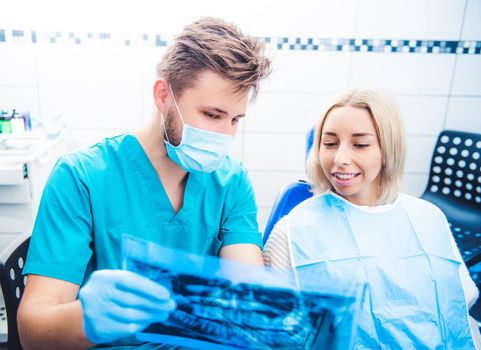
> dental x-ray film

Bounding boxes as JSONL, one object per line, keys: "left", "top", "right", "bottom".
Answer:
{"left": 122, "top": 235, "right": 363, "bottom": 350}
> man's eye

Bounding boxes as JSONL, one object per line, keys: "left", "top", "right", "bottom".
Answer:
{"left": 204, "top": 111, "right": 220, "bottom": 119}
{"left": 232, "top": 117, "right": 240, "bottom": 124}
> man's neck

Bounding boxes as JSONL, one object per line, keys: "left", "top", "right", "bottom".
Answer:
{"left": 133, "top": 122, "right": 187, "bottom": 187}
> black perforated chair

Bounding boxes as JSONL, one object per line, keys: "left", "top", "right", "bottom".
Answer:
{"left": 421, "top": 130, "right": 481, "bottom": 268}
{"left": 0, "top": 233, "right": 30, "bottom": 350}
{"left": 420, "top": 130, "right": 481, "bottom": 322}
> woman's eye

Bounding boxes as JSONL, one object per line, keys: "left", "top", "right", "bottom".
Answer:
{"left": 232, "top": 117, "right": 240, "bottom": 124}
{"left": 354, "top": 144, "right": 369, "bottom": 148}
{"left": 323, "top": 142, "right": 337, "bottom": 147}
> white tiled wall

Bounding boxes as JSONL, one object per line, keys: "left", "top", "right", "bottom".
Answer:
{"left": 35, "top": 45, "right": 143, "bottom": 89}
{"left": 446, "top": 97, "right": 481, "bottom": 130}
{"left": 452, "top": 55, "right": 481, "bottom": 95}
{"left": 244, "top": 92, "right": 327, "bottom": 134}
{"left": 266, "top": 51, "right": 351, "bottom": 94}
{"left": 0, "top": 87, "right": 40, "bottom": 121}
{"left": 0, "top": 44, "right": 37, "bottom": 86}
{"left": 461, "top": 0, "right": 481, "bottom": 40}
{"left": 355, "top": 0, "right": 465, "bottom": 40}
{"left": 38, "top": 87, "right": 144, "bottom": 129}
{"left": 404, "top": 136, "right": 439, "bottom": 174}
{"left": 350, "top": 54, "right": 456, "bottom": 95}
{"left": 1, "top": 0, "right": 480, "bottom": 234}
{"left": 396, "top": 96, "right": 448, "bottom": 136}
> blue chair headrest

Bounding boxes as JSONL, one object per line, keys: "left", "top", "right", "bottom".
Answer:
{"left": 263, "top": 126, "right": 316, "bottom": 245}
{"left": 305, "top": 126, "right": 315, "bottom": 163}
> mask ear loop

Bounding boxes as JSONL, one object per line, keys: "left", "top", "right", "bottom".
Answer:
{"left": 168, "top": 84, "right": 186, "bottom": 125}
{"left": 160, "top": 112, "right": 171, "bottom": 144}
{"left": 161, "top": 84, "right": 184, "bottom": 145}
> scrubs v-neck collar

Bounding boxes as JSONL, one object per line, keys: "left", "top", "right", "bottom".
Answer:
{"left": 123, "top": 133, "right": 204, "bottom": 224}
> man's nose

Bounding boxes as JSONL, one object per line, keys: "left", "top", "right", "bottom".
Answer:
{"left": 218, "top": 119, "right": 237, "bottom": 136}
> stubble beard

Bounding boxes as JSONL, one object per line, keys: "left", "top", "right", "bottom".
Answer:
{"left": 163, "top": 107, "right": 183, "bottom": 146}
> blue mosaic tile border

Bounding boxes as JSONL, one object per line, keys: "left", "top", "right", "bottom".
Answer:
{"left": 1, "top": 29, "right": 480, "bottom": 55}
{"left": 272, "top": 37, "right": 481, "bottom": 54}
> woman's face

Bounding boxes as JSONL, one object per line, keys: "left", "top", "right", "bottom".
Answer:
{"left": 319, "top": 106, "right": 383, "bottom": 206}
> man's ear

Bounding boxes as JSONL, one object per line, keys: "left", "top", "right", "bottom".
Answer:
{"left": 153, "top": 79, "right": 169, "bottom": 112}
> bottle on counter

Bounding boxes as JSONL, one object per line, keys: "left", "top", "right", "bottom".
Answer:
{"left": 22, "top": 110, "right": 32, "bottom": 131}
{"left": 10, "top": 109, "right": 26, "bottom": 134}
{"left": 0, "top": 110, "right": 12, "bottom": 134}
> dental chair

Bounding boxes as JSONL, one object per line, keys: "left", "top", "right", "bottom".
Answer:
{"left": 420, "top": 130, "right": 481, "bottom": 269}
{"left": 420, "top": 130, "right": 481, "bottom": 320}
{"left": 0, "top": 233, "right": 30, "bottom": 350}
{"left": 263, "top": 127, "right": 315, "bottom": 245}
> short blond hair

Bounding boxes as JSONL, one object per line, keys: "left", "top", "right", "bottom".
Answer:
{"left": 307, "top": 89, "right": 405, "bottom": 205}
{"left": 156, "top": 17, "right": 271, "bottom": 100}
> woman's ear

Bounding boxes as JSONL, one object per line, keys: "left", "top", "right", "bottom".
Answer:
{"left": 153, "top": 79, "right": 169, "bottom": 112}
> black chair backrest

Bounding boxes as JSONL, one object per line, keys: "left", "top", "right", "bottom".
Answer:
{"left": 0, "top": 233, "right": 30, "bottom": 350}
{"left": 421, "top": 130, "right": 481, "bottom": 267}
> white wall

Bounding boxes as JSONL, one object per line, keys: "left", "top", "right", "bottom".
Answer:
{"left": 1, "top": 0, "right": 480, "bottom": 233}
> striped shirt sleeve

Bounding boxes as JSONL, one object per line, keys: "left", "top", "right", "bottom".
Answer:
{"left": 263, "top": 217, "right": 293, "bottom": 271}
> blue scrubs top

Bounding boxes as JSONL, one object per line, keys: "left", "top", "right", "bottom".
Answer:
{"left": 23, "top": 133, "right": 262, "bottom": 286}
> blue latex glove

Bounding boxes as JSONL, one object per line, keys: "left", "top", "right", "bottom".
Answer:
{"left": 78, "top": 269, "right": 176, "bottom": 344}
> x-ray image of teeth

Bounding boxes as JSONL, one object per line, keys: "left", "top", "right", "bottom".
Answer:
{"left": 122, "top": 235, "right": 363, "bottom": 350}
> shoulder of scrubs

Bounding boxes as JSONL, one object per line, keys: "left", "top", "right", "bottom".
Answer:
{"left": 23, "top": 135, "right": 125, "bottom": 285}
{"left": 211, "top": 156, "right": 262, "bottom": 249}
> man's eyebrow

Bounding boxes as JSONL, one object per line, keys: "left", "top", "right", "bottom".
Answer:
{"left": 202, "top": 105, "right": 228, "bottom": 115}
{"left": 202, "top": 105, "right": 245, "bottom": 118}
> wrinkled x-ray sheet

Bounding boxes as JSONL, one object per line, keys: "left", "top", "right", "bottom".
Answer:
{"left": 122, "top": 235, "right": 363, "bottom": 350}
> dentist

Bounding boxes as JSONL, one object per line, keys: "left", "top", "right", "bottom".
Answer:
{"left": 18, "top": 17, "right": 271, "bottom": 350}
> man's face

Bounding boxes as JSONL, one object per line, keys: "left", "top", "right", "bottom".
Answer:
{"left": 164, "top": 70, "right": 249, "bottom": 146}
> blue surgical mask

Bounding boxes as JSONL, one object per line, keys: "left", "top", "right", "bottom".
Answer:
{"left": 162, "top": 85, "right": 235, "bottom": 173}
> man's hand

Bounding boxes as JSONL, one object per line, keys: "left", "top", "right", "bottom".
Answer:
{"left": 78, "top": 269, "right": 176, "bottom": 344}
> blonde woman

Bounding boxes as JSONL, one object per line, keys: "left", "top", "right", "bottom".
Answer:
{"left": 264, "top": 89, "right": 480, "bottom": 349}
